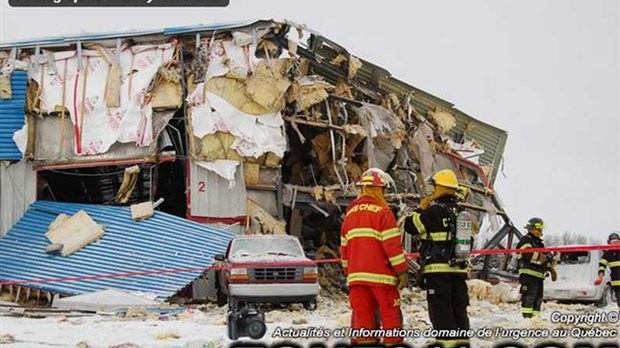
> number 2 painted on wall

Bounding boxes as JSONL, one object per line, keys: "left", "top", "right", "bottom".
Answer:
{"left": 198, "top": 181, "right": 206, "bottom": 193}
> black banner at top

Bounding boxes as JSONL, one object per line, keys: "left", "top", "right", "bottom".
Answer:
{"left": 9, "top": 0, "right": 229, "bottom": 7}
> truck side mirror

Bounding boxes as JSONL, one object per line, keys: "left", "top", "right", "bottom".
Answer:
{"left": 215, "top": 254, "right": 225, "bottom": 262}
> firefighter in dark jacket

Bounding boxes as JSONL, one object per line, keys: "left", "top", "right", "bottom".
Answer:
{"left": 404, "top": 169, "right": 470, "bottom": 348}
{"left": 594, "top": 232, "right": 620, "bottom": 307}
{"left": 516, "top": 217, "right": 557, "bottom": 318}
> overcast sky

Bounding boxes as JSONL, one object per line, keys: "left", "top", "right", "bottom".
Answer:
{"left": 1, "top": 0, "right": 618, "bottom": 241}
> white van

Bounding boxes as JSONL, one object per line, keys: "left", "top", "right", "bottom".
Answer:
{"left": 543, "top": 249, "right": 614, "bottom": 307}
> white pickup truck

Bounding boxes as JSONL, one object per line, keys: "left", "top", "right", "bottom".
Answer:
{"left": 543, "top": 249, "right": 614, "bottom": 307}
{"left": 214, "top": 235, "right": 319, "bottom": 310}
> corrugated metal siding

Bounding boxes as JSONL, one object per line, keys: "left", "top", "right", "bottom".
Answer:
{"left": 0, "top": 70, "right": 27, "bottom": 160}
{"left": 0, "top": 161, "right": 36, "bottom": 237}
{"left": 0, "top": 201, "right": 234, "bottom": 299}
{"left": 189, "top": 160, "right": 247, "bottom": 219}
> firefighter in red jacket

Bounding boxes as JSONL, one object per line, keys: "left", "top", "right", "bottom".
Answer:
{"left": 340, "top": 168, "right": 409, "bottom": 345}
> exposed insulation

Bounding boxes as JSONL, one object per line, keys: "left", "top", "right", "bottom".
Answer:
{"left": 45, "top": 210, "right": 105, "bottom": 257}
{"left": 334, "top": 79, "right": 354, "bottom": 99}
{"left": 348, "top": 56, "right": 362, "bottom": 79}
{"left": 105, "top": 65, "right": 122, "bottom": 108}
{"left": 152, "top": 66, "right": 182, "bottom": 110}
{"left": 198, "top": 131, "right": 244, "bottom": 162}
{"left": 429, "top": 107, "right": 457, "bottom": 134}
{"left": 467, "top": 279, "right": 520, "bottom": 304}
{"left": 206, "top": 77, "right": 271, "bottom": 115}
{"left": 0, "top": 74, "right": 12, "bottom": 99}
{"left": 287, "top": 75, "right": 334, "bottom": 111}
{"left": 245, "top": 59, "right": 294, "bottom": 111}
{"left": 247, "top": 199, "right": 286, "bottom": 235}
{"left": 115, "top": 165, "right": 141, "bottom": 204}
{"left": 329, "top": 54, "right": 363, "bottom": 80}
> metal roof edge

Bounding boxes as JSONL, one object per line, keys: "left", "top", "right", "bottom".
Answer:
{"left": 0, "top": 19, "right": 273, "bottom": 49}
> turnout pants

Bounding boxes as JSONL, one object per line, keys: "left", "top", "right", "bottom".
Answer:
{"left": 613, "top": 286, "right": 620, "bottom": 307}
{"left": 349, "top": 284, "right": 403, "bottom": 344}
{"left": 425, "top": 274, "right": 470, "bottom": 347}
{"left": 520, "top": 274, "right": 544, "bottom": 318}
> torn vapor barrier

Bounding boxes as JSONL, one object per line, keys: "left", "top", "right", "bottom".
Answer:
{"left": 188, "top": 87, "right": 286, "bottom": 160}
{"left": 28, "top": 44, "right": 176, "bottom": 155}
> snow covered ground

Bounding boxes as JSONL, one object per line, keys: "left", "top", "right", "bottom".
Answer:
{"left": 1, "top": 288, "right": 618, "bottom": 348}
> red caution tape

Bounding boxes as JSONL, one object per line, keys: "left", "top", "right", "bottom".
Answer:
{"left": 1, "top": 244, "right": 618, "bottom": 286}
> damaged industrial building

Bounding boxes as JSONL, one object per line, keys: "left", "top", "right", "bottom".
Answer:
{"left": 0, "top": 19, "right": 520, "bottom": 306}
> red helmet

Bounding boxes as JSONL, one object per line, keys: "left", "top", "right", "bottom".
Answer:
{"left": 356, "top": 168, "right": 394, "bottom": 188}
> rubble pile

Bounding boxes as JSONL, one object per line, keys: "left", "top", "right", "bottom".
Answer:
{"left": 467, "top": 279, "right": 520, "bottom": 304}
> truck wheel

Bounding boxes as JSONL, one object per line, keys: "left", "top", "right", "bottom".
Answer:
{"left": 216, "top": 289, "right": 227, "bottom": 307}
{"left": 595, "top": 284, "right": 612, "bottom": 308}
{"left": 228, "top": 297, "right": 239, "bottom": 312}
{"left": 304, "top": 299, "right": 317, "bottom": 311}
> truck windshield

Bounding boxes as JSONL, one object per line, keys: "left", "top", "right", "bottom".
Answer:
{"left": 230, "top": 238, "right": 304, "bottom": 258}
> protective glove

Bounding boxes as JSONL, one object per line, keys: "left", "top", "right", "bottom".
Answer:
{"left": 549, "top": 267, "right": 557, "bottom": 282}
{"left": 418, "top": 196, "right": 432, "bottom": 210}
{"left": 538, "top": 253, "right": 547, "bottom": 264}
{"left": 594, "top": 274, "right": 604, "bottom": 286}
{"left": 396, "top": 272, "right": 409, "bottom": 290}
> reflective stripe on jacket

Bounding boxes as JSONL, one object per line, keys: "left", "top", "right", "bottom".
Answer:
{"left": 599, "top": 249, "right": 620, "bottom": 283}
{"left": 404, "top": 195, "right": 469, "bottom": 276}
{"left": 340, "top": 195, "right": 407, "bottom": 287}
{"left": 516, "top": 233, "right": 547, "bottom": 279}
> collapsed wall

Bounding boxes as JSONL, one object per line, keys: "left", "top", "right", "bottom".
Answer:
{"left": 0, "top": 21, "right": 516, "bottom": 292}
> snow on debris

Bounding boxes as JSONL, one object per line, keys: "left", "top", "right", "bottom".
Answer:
{"left": 0, "top": 287, "right": 618, "bottom": 347}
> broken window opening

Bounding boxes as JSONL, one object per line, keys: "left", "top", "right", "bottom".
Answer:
{"left": 37, "top": 161, "right": 187, "bottom": 218}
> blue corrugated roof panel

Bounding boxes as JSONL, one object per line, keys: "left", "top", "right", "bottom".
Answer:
{"left": 0, "top": 70, "right": 27, "bottom": 160}
{"left": 0, "top": 201, "right": 234, "bottom": 299}
{"left": 0, "top": 20, "right": 264, "bottom": 49}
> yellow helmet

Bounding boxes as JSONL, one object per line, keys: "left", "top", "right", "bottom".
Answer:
{"left": 431, "top": 169, "right": 459, "bottom": 189}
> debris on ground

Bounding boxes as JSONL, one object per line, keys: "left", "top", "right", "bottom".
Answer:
{"left": 0, "top": 334, "right": 15, "bottom": 344}
{"left": 467, "top": 279, "right": 519, "bottom": 303}
{"left": 54, "top": 289, "right": 161, "bottom": 312}
{"left": 153, "top": 330, "right": 181, "bottom": 340}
